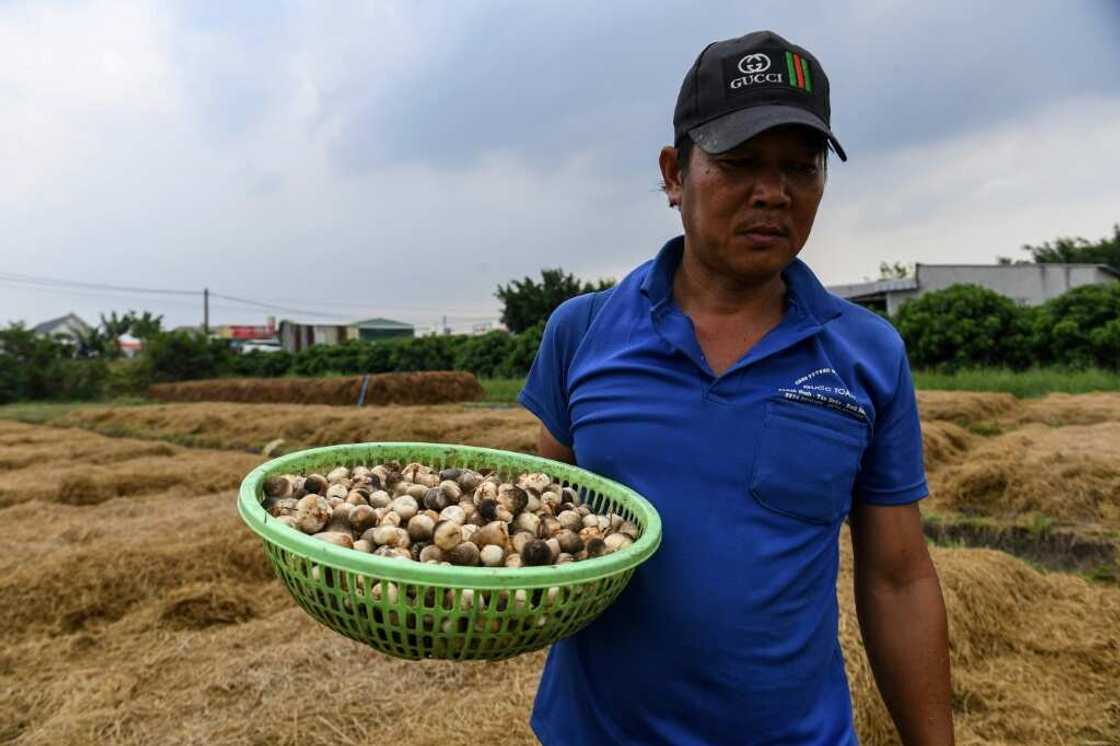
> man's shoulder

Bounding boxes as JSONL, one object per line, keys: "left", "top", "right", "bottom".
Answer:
{"left": 546, "top": 259, "right": 652, "bottom": 336}
{"left": 826, "top": 294, "right": 907, "bottom": 359}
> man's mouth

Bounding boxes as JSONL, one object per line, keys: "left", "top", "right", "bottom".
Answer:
{"left": 738, "top": 224, "right": 787, "bottom": 237}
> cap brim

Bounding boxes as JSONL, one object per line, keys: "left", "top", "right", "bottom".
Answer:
{"left": 688, "top": 104, "right": 848, "bottom": 162}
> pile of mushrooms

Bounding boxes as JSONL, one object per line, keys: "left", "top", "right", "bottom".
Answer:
{"left": 261, "top": 461, "right": 639, "bottom": 567}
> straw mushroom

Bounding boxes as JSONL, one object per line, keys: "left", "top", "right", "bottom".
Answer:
{"left": 295, "top": 494, "right": 331, "bottom": 533}
{"left": 349, "top": 505, "right": 377, "bottom": 534}
{"left": 473, "top": 521, "right": 510, "bottom": 549}
{"left": 303, "top": 474, "right": 329, "bottom": 496}
{"left": 521, "top": 539, "right": 552, "bottom": 567}
{"left": 604, "top": 533, "right": 633, "bottom": 553}
{"left": 439, "top": 505, "right": 466, "bottom": 525}
{"left": 389, "top": 495, "right": 419, "bottom": 522}
{"left": 264, "top": 475, "right": 292, "bottom": 498}
{"left": 367, "top": 490, "right": 392, "bottom": 509}
{"left": 555, "top": 529, "right": 584, "bottom": 555}
{"left": 448, "top": 541, "right": 480, "bottom": 566}
{"left": 558, "top": 510, "right": 582, "bottom": 532}
{"left": 313, "top": 531, "right": 354, "bottom": 548}
{"left": 433, "top": 520, "right": 463, "bottom": 551}
{"left": 265, "top": 497, "right": 299, "bottom": 518}
{"left": 407, "top": 514, "right": 435, "bottom": 543}
{"left": 480, "top": 544, "right": 505, "bottom": 567}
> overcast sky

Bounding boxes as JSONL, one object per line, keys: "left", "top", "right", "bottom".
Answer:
{"left": 2, "top": 1, "right": 1118, "bottom": 333}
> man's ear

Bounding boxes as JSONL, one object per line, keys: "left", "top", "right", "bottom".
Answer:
{"left": 659, "top": 146, "right": 683, "bottom": 209}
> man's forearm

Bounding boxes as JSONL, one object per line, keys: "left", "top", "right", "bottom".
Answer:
{"left": 855, "top": 571, "right": 954, "bottom": 745}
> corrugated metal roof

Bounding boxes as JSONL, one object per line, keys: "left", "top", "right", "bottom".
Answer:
{"left": 350, "top": 317, "right": 414, "bottom": 329}
{"left": 32, "top": 312, "right": 91, "bottom": 335}
{"left": 827, "top": 277, "right": 918, "bottom": 299}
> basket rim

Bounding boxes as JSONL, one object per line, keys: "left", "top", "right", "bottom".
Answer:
{"left": 238, "top": 441, "right": 662, "bottom": 590}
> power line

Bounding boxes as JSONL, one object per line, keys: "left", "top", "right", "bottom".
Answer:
{"left": 0, "top": 272, "right": 199, "bottom": 296}
{"left": 0, "top": 270, "right": 502, "bottom": 324}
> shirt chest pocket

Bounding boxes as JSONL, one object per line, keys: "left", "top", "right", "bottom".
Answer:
{"left": 748, "top": 400, "right": 870, "bottom": 525}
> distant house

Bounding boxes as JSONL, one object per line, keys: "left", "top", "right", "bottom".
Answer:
{"left": 32, "top": 313, "right": 92, "bottom": 345}
{"left": 277, "top": 317, "right": 415, "bottom": 354}
{"left": 277, "top": 321, "right": 352, "bottom": 354}
{"left": 352, "top": 317, "right": 415, "bottom": 342}
{"left": 829, "top": 263, "right": 1119, "bottom": 316}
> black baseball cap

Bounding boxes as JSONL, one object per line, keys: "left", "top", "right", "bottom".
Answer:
{"left": 673, "top": 30, "right": 847, "bottom": 161}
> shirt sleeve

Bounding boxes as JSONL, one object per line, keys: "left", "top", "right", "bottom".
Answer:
{"left": 853, "top": 340, "right": 929, "bottom": 506}
{"left": 517, "top": 294, "right": 597, "bottom": 448}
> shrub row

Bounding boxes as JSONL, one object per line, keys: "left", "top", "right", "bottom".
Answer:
{"left": 894, "top": 283, "right": 1120, "bottom": 371}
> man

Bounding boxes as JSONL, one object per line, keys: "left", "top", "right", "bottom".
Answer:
{"left": 518, "top": 30, "right": 953, "bottom": 745}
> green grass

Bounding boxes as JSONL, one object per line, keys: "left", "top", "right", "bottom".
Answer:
{"left": 912, "top": 367, "right": 1120, "bottom": 398}
{"left": 0, "top": 397, "right": 150, "bottom": 425}
{"left": 479, "top": 378, "right": 524, "bottom": 404}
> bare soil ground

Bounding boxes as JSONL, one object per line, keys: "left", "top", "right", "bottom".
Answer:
{"left": 2, "top": 392, "right": 1120, "bottom": 744}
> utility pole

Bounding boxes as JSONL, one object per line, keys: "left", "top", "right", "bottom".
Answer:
{"left": 203, "top": 288, "right": 209, "bottom": 335}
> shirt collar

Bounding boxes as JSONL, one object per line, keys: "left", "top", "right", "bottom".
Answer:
{"left": 639, "top": 234, "right": 844, "bottom": 325}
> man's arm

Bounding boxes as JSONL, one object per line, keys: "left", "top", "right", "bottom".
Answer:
{"left": 849, "top": 500, "right": 954, "bottom": 745}
{"left": 535, "top": 424, "right": 575, "bottom": 465}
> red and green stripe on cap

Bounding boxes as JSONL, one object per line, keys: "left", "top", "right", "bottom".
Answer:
{"left": 785, "top": 51, "right": 812, "bottom": 92}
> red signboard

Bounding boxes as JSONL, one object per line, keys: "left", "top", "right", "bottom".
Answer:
{"left": 228, "top": 325, "right": 274, "bottom": 340}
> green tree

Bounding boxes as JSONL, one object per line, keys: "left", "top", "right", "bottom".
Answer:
{"left": 878, "top": 261, "right": 912, "bottom": 279}
{"left": 1022, "top": 223, "right": 1120, "bottom": 271}
{"left": 893, "top": 284, "right": 1032, "bottom": 371}
{"left": 496, "top": 268, "right": 614, "bottom": 334}
{"left": 127, "top": 310, "right": 164, "bottom": 340}
{"left": 1031, "top": 283, "right": 1120, "bottom": 369}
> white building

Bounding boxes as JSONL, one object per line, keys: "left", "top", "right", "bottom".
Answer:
{"left": 31, "top": 313, "right": 92, "bottom": 345}
{"left": 829, "top": 263, "right": 1118, "bottom": 316}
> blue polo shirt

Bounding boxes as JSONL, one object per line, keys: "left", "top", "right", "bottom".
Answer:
{"left": 518, "top": 236, "right": 928, "bottom": 745}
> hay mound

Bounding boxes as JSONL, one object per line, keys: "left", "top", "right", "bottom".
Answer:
{"left": 922, "top": 420, "right": 977, "bottom": 473}
{"left": 928, "top": 422, "right": 1120, "bottom": 525}
{"left": 917, "top": 391, "right": 1019, "bottom": 427}
{"left": 57, "top": 402, "right": 539, "bottom": 455}
{"left": 0, "top": 421, "right": 262, "bottom": 509}
{"left": 160, "top": 583, "right": 259, "bottom": 629}
{"left": 149, "top": 371, "right": 485, "bottom": 407}
{"left": 2, "top": 406, "right": 1119, "bottom": 745}
{"left": 1010, "top": 392, "right": 1120, "bottom": 427}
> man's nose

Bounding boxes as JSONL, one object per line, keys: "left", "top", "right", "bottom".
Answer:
{"left": 749, "top": 169, "right": 791, "bottom": 208}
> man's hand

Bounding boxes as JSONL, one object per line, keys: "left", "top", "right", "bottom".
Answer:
{"left": 849, "top": 500, "right": 954, "bottom": 745}
{"left": 535, "top": 424, "right": 575, "bottom": 464}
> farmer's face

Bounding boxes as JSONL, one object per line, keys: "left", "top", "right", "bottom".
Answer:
{"left": 662, "top": 125, "right": 826, "bottom": 284}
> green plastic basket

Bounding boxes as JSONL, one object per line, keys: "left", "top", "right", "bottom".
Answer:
{"left": 237, "top": 442, "right": 662, "bottom": 661}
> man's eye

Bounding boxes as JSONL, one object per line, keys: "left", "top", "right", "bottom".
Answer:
{"left": 788, "top": 163, "right": 819, "bottom": 176}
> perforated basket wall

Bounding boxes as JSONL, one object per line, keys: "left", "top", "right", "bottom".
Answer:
{"left": 238, "top": 442, "right": 662, "bottom": 661}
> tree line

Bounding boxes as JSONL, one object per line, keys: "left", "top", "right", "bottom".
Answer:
{"left": 1, "top": 225, "right": 1117, "bottom": 404}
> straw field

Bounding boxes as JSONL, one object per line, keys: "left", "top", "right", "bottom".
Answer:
{"left": 149, "top": 371, "right": 485, "bottom": 407}
{"left": 1, "top": 391, "right": 1119, "bottom": 744}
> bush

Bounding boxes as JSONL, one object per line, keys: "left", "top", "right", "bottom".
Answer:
{"left": 51, "top": 359, "right": 109, "bottom": 400}
{"left": 1031, "top": 283, "right": 1120, "bottom": 369}
{"left": 106, "top": 358, "right": 155, "bottom": 397}
{"left": 453, "top": 331, "right": 516, "bottom": 379}
{"left": 143, "top": 331, "right": 233, "bottom": 383}
{"left": 229, "top": 349, "right": 293, "bottom": 378}
{"left": 894, "top": 284, "right": 1032, "bottom": 371}
{"left": 503, "top": 321, "right": 544, "bottom": 378}
{"left": 0, "top": 354, "right": 26, "bottom": 404}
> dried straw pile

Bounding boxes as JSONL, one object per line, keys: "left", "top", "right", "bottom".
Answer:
{"left": 0, "top": 421, "right": 262, "bottom": 509}
{"left": 916, "top": 391, "right": 1019, "bottom": 427}
{"left": 2, "top": 420, "right": 1118, "bottom": 745}
{"left": 57, "top": 402, "right": 538, "bottom": 455}
{"left": 1009, "top": 392, "right": 1120, "bottom": 428}
{"left": 149, "top": 371, "right": 485, "bottom": 407}
{"left": 927, "top": 422, "right": 1120, "bottom": 526}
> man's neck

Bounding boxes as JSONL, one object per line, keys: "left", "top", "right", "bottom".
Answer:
{"left": 671, "top": 246, "right": 787, "bottom": 323}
